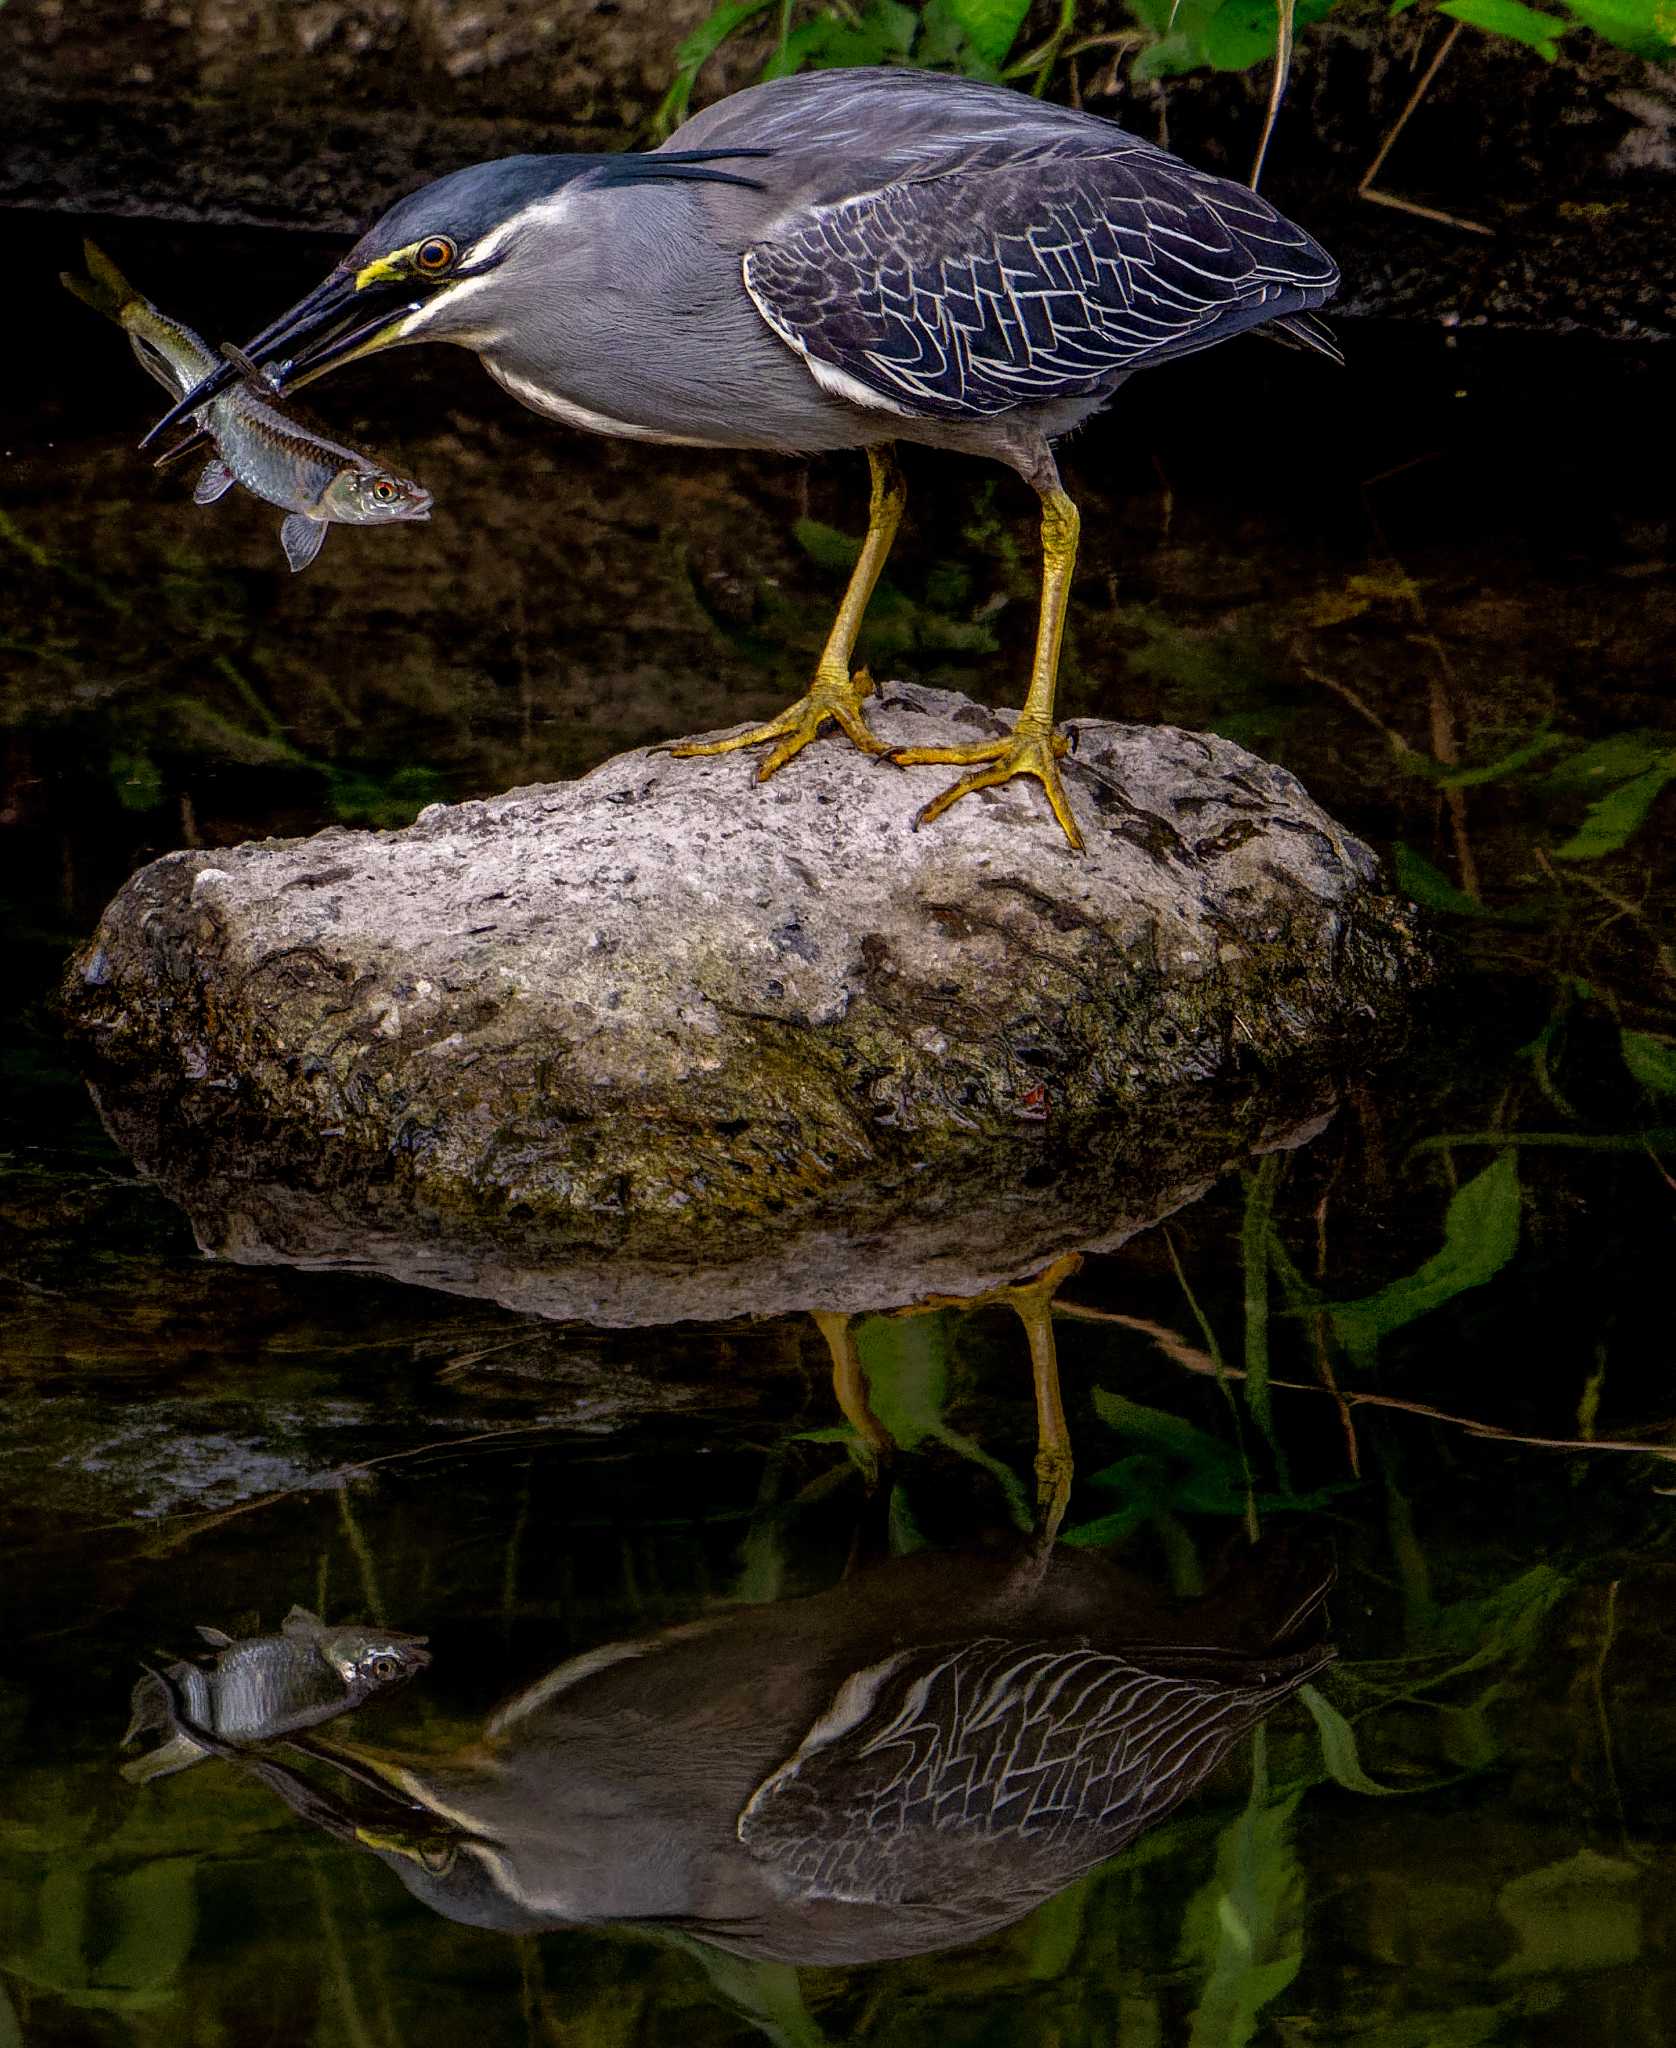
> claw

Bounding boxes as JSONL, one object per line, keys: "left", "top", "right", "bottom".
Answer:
{"left": 891, "top": 722, "right": 1084, "bottom": 853}
{"left": 668, "top": 667, "right": 887, "bottom": 779}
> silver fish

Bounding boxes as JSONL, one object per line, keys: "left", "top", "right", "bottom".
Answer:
{"left": 63, "top": 240, "right": 432, "bottom": 572}
{"left": 122, "top": 1604, "right": 430, "bottom": 1784}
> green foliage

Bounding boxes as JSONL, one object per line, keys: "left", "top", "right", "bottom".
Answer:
{"left": 1621, "top": 1029, "right": 1676, "bottom": 1096}
{"left": 1547, "top": 732, "right": 1676, "bottom": 861}
{"left": 1059, "top": 1388, "right": 1347, "bottom": 1545}
{"left": 1178, "top": 1739, "right": 1305, "bottom": 2048}
{"left": 656, "top": 0, "right": 1671, "bottom": 139}
{"left": 1564, "top": 0, "right": 1676, "bottom": 53}
{"left": 1394, "top": 841, "right": 1491, "bottom": 917}
{"left": 941, "top": 0, "right": 1035, "bottom": 64}
{"left": 853, "top": 1311, "right": 1035, "bottom": 1528}
{"left": 1438, "top": 0, "right": 1571, "bottom": 59}
{"left": 1327, "top": 1152, "right": 1520, "bottom": 1366}
{"left": 1298, "top": 1683, "right": 1408, "bottom": 1795}
{"left": 1129, "top": 0, "right": 1338, "bottom": 77}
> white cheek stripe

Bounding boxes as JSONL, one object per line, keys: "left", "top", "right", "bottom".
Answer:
{"left": 396, "top": 273, "right": 497, "bottom": 336}
{"left": 460, "top": 188, "right": 582, "bottom": 273}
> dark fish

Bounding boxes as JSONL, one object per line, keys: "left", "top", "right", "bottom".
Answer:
{"left": 122, "top": 1604, "right": 429, "bottom": 1784}
{"left": 62, "top": 241, "right": 432, "bottom": 572}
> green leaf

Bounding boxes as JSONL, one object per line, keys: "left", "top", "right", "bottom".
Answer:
{"left": 792, "top": 516, "right": 862, "bottom": 575}
{"left": 1092, "top": 1387, "right": 1227, "bottom": 1459}
{"left": 1440, "top": 0, "right": 1569, "bottom": 53}
{"left": 1201, "top": 0, "right": 1338, "bottom": 68}
{"left": 1393, "top": 842, "right": 1490, "bottom": 917}
{"left": 1554, "top": 761, "right": 1676, "bottom": 859}
{"left": 1179, "top": 1739, "right": 1305, "bottom": 2048}
{"left": 1622, "top": 1030, "right": 1676, "bottom": 1097}
{"left": 855, "top": 1313, "right": 1033, "bottom": 1530}
{"left": 1563, "top": 0, "right": 1676, "bottom": 53}
{"left": 1426, "top": 728, "right": 1564, "bottom": 788}
{"left": 668, "top": 0, "right": 776, "bottom": 71}
{"left": 1060, "top": 1507, "right": 1149, "bottom": 1547}
{"left": 1497, "top": 1849, "right": 1642, "bottom": 1977}
{"left": 1299, "top": 1684, "right": 1407, "bottom": 1795}
{"left": 109, "top": 747, "right": 164, "bottom": 813}
{"left": 1328, "top": 1152, "right": 1520, "bottom": 1362}
{"left": 942, "top": 0, "right": 1032, "bottom": 63}
{"left": 1545, "top": 730, "right": 1676, "bottom": 787}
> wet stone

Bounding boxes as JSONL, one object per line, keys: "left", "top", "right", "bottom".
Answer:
{"left": 61, "top": 684, "right": 1432, "bottom": 1322}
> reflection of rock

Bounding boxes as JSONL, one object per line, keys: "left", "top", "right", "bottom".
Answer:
{"left": 65, "top": 687, "right": 1424, "bottom": 1321}
{"left": 230, "top": 1545, "right": 1336, "bottom": 1964}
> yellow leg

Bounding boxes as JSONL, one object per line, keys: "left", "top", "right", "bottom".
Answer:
{"left": 892, "top": 460, "right": 1084, "bottom": 852}
{"left": 813, "top": 1309, "right": 892, "bottom": 1484}
{"left": 670, "top": 445, "right": 907, "bottom": 778}
{"left": 904, "top": 1250, "right": 1085, "bottom": 1542}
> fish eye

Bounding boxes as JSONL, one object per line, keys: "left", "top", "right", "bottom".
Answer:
{"left": 370, "top": 1653, "right": 401, "bottom": 1679}
{"left": 371, "top": 479, "right": 399, "bottom": 504}
{"left": 414, "top": 236, "right": 456, "bottom": 275}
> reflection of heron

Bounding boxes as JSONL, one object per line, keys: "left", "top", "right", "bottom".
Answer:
{"left": 169, "top": 1545, "right": 1333, "bottom": 1965}
{"left": 817, "top": 1250, "right": 1086, "bottom": 1541}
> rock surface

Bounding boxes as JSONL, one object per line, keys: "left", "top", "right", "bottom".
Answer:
{"left": 63, "top": 685, "right": 1430, "bottom": 1321}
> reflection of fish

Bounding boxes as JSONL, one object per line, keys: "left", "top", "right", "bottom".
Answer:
{"left": 222, "top": 1544, "right": 1332, "bottom": 1963}
{"left": 61, "top": 241, "right": 432, "bottom": 572}
{"left": 122, "top": 1605, "right": 429, "bottom": 1784}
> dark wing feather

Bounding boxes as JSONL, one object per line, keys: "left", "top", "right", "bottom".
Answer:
{"left": 737, "top": 1633, "right": 1331, "bottom": 1906}
{"left": 745, "top": 149, "right": 1338, "bottom": 420}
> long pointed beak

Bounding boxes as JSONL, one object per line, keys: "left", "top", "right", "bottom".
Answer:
{"left": 138, "top": 267, "right": 421, "bottom": 448}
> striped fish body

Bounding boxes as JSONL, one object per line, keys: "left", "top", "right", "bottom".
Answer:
{"left": 121, "top": 1607, "right": 430, "bottom": 1783}
{"left": 63, "top": 242, "right": 432, "bottom": 570}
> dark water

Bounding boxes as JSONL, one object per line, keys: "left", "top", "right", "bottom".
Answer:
{"left": 4, "top": 210, "right": 1675, "bottom": 2046}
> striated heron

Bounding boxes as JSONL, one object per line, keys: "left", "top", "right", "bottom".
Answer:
{"left": 147, "top": 68, "right": 1340, "bottom": 849}
{"left": 140, "top": 1544, "right": 1335, "bottom": 1963}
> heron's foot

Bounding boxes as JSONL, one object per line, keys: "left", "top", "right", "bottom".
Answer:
{"left": 889, "top": 717, "right": 1084, "bottom": 853}
{"left": 668, "top": 667, "right": 888, "bottom": 781}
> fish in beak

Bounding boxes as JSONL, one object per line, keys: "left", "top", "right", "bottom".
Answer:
{"left": 139, "top": 264, "right": 423, "bottom": 447}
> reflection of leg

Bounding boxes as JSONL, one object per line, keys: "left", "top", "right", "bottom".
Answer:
{"left": 909, "top": 1250, "right": 1084, "bottom": 1543}
{"left": 890, "top": 440, "right": 1084, "bottom": 851}
{"left": 670, "top": 445, "right": 907, "bottom": 776}
{"left": 1003, "top": 1252, "right": 1083, "bottom": 1544}
{"left": 813, "top": 1309, "right": 891, "bottom": 1484}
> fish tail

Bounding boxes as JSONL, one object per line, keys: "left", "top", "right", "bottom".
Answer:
{"left": 61, "top": 238, "right": 141, "bottom": 324}
{"left": 119, "top": 1733, "right": 209, "bottom": 1785}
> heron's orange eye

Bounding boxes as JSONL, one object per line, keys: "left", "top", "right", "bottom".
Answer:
{"left": 415, "top": 236, "right": 456, "bottom": 275}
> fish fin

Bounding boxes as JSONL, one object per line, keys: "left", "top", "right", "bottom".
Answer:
{"left": 196, "top": 1624, "right": 236, "bottom": 1647}
{"left": 153, "top": 429, "right": 213, "bottom": 473}
{"left": 280, "top": 515, "right": 326, "bottom": 573}
{"left": 121, "top": 1671, "right": 171, "bottom": 1747}
{"left": 193, "top": 458, "right": 236, "bottom": 506}
{"left": 120, "top": 1734, "right": 207, "bottom": 1785}
{"left": 220, "top": 342, "right": 263, "bottom": 381}
{"left": 282, "top": 1605, "right": 324, "bottom": 1637}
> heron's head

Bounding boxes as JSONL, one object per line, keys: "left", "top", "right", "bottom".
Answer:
{"left": 139, "top": 149, "right": 769, "bottom": 445}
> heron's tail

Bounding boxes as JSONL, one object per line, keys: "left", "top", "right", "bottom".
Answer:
{"left": 1266, "top": 310, "right": 1345, "bottom": 366}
